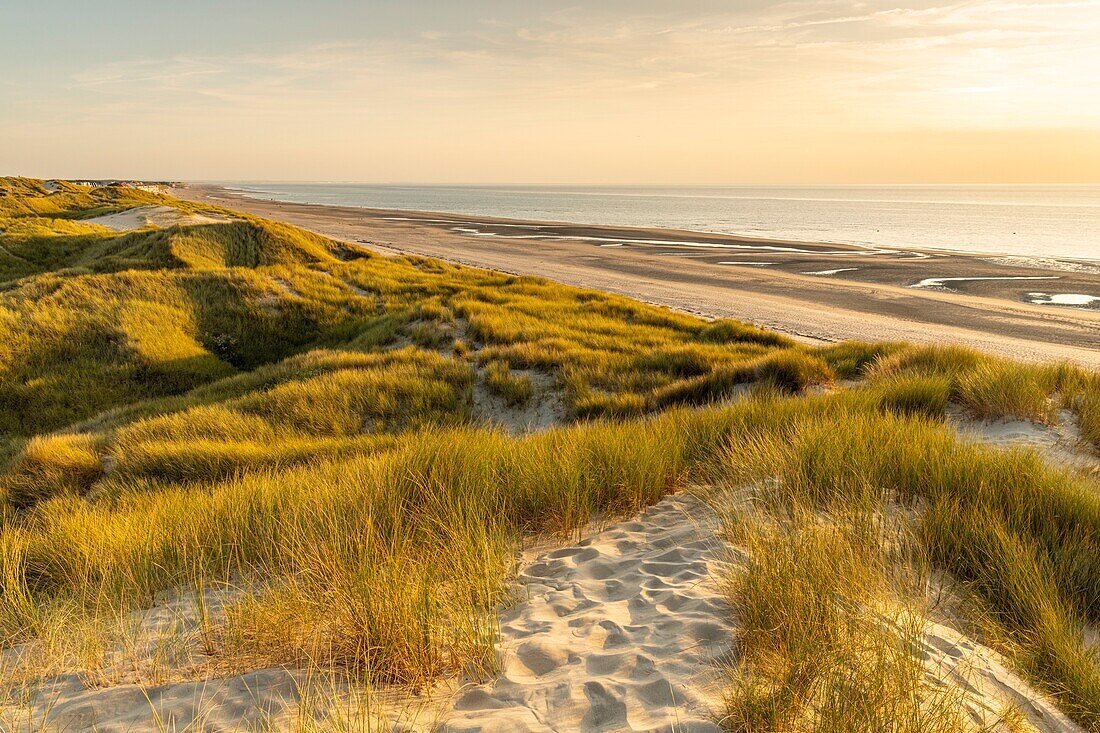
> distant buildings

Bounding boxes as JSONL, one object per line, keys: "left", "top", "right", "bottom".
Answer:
{"left": 56, "top": 180, "right": 174, "bottom": 193}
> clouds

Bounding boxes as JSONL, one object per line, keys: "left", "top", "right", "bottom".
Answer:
{"left": 2, "top": 0, "right": 1099, "bottom": 181}
{"left": 59, "top": 1, "right": 1100, "bottom": 119}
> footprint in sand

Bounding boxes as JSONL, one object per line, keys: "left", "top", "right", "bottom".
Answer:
{"left": 441, "top": 494, "right": 733, "bottom": 733}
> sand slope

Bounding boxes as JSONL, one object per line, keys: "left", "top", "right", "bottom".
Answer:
{"left": 921, "top": 622, "right": 1084, "bottom": 732}
{"left": 83, "top": 205, "right": 229, "bottom": 231}
{"left": 442, "top": 494, "right": 733, "bottom": 733}
{"left": 950, "top": 408, "right": 1099, "bottom": 477}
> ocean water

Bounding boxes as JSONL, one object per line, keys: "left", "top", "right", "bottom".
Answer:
{"left": 220, "top": 183, "right": 1100, "bottom": 261}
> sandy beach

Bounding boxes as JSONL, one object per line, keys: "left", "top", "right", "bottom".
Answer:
{"left": 175, "top": 185, "right": 1100, "bottom": 367}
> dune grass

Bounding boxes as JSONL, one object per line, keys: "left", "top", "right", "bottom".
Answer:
{"left": 715, "top": 392, "right": 1100, "bottom": 729}
{"left": 846, "top": 342, "right": 1100, "bottom": 450}
{"left": 5, "top": 391, "right": 1100, "bottom": 726}
{"left": 3, "top": 179, "right": 1100, "bottom": 730}
{"left": 483, "top": 360, "right": 534, "bottom": 406}
{"left": 0, "top": 415, "right": 709, "bottom": 687}
{"left": 1, "top": 182, "right": 818, "bottom": 436}
{"left": 719, "top": 504, "right": 968, "bottom": 732}
{"left": 1078, "top": 390, "right": 1100, "bottom": 453}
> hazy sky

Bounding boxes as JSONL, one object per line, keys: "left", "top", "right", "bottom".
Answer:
{"left": 2, "top": 1, "right": 1098, "bottom": 183}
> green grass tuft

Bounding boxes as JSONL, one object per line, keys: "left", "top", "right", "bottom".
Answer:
{"left": 871, "top": 374, "right": 952, "bottom": 419}
{"left": 484, "top": 361, "right": 534, "bottom": 406}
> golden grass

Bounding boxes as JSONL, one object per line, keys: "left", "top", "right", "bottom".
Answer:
{"left": 1, "top": 191, "right": 812, "bottom": 435}
{"left": 3, "top": 178, "right": 1100, "bottom": 731}
{"left": 720, "top": 505, "right": 968, "bottom": 732}
{"left": 717, "top": 393, "right": 1100, "bottom": 728}
{"left": 861, "top": 342, "right": 1100, "bottom": 448}
{"left": 483, "top": 360, "right": 534, "bottom": 406}
{"left": 0, "top": 434, "right": 104, "bottom": 509}
{"left": 0, "top": 416, "right": 704, "bottom": 687}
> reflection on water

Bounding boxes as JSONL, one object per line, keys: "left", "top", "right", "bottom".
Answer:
{"left": 1027, "top": 292, "right": 1100, "bottom": 307}
{"left": 223, "top": 183, "right": 1100, "bottom": 261}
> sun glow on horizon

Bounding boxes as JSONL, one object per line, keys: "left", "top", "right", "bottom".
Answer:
{"left": 2, "top": 1, "right": 1099, "bottom": 183}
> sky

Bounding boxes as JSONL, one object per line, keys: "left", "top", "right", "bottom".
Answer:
{"left": 2, "top": 0, "right": 1099, "bottom": 184}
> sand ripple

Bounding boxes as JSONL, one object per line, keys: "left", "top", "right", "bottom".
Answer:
{"left": 442, "top": 494, "right": 733, "bottom": 733}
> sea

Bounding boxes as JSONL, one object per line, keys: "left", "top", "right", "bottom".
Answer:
{"left": 220, "top": 183, "right": 1100, "bottom": 262}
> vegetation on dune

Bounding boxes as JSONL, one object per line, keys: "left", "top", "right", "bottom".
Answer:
{"left": 0, "top": 178, "right": 161, "bottom": 220}
{"left": 483, "top": 360, "right": 534, "bottom": 406}
{"left": 0, "top": 433, "right": 104, "bottom": 510}
{"left": 2, "top": 178, "right": 1100, "bottom": 730}
{"left": 1078, "top": 390, "right": 1100, "bottom": 452}
{"left": 717, "top": 394, "right": 1100, "bottom": 728}
{"left": 0, "top": 183, "right": 834, "bottom": 436}
{"left": 0, "top": 417, "right": 700, "bottom": 685}
{"left": 4, "top": 390, "right": 1100, "bottom": 726}
{"left": 721, "top": 507, "right": 966, "bottom": 732}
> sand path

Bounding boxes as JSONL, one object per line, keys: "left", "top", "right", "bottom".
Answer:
{"left": 441, "top": 494, "right": 733, "bottom": 733}
{"left": 442, "top": 491, "right": 1083, "bottom": 733}
{"left": 920, "top": 622, "right": 1083, "bottom": 732}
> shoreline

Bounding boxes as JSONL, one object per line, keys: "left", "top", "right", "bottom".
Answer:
{"left": 197, "top": 184, "right": 1100, "bottom": 267}
{"left": 173, "top": 184, "right": 1100, "bottom": 366}
{"left": 213, "top": 183, "right": 1100, "bottom": 264}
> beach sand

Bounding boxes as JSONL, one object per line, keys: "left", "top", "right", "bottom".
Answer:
{"left": 173, "top": 185, "right": 1100, "bottom": 367}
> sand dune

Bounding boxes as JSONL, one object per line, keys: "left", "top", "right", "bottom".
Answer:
{"left": 0, "top": 496, "right": 734, "bottom": 733}
{"left": 441, "top": 494, "right": 732, "bottom": 733}
{"left": 1, "top": 491, "right": 1087, "bottom": 732}
{"left": 83, "top": 205, "right": 230, "bottom": 231}
{"left": 441, "top": 491, "right": 1081, "bottom": 732}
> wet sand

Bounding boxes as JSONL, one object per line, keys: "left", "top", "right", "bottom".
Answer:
{"left": 174, "top": 185, "right": 1100, "bottom": 367}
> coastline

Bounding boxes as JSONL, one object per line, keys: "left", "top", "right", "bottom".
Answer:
{"left": 173, "top": 184, "right": 1100, "bottom": 366}
{"left": 213, "top": 183, "right": 1100, "bottom": 263}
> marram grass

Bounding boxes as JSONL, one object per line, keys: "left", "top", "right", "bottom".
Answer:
{"left": 3, "top": 179, "right": 1100, "bottom": 731}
